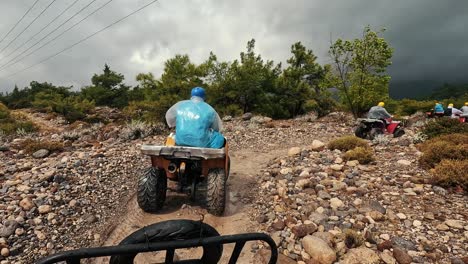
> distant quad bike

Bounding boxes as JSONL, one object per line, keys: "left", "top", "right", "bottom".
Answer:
{"left": 138, "top": 133, "right": 230, "bottom": 216}
{"left": 355, "top": 117, "right": 405, "bottom": 140}
{"left": 36, "top": 219, "right": 278, "bottom": 264}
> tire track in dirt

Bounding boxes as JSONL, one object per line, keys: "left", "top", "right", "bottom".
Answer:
{"left": 93, "top": 148, "right": 285, "bottom": 264}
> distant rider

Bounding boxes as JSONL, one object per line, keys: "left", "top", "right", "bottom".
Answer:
{"left": 461, "top": 102, "right": 468, "bottom": 117}
{"left": 445, "top": 103, "right": 463, "bottom": 118}
{"left": 368, "top": 102, "right": 392, "bottom": 120}
{"left": 165, "top": 87, "right": 225, "bottom": 148}
{"left": 434, "top": 102, "right": 445, "bottom": 116}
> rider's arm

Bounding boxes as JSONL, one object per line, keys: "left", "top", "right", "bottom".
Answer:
{"left": 381, "top": 108, "right": 392, "bottom": 118}
{"left": 211, "top": 112, "right": 223, "bottom": 132}
{"left": 165, "top": 102, "right": 182, "bottom": 128}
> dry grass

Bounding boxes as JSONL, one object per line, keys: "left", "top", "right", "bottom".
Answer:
{"left": 328, "top": 135, "right": 369, "bottom": 152}
{"left": 343, "top": 147, "right": 375, "bottom": 164}
{"left": 418, "top": 141, "right": 468, "bottom": 169}
{"left": 18, "top": 138, "right": 64, "bottom": 154}
{"left": 431, "top": 159, "right": 468, "bottom": 190}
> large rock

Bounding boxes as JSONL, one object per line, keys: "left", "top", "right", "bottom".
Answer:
{"left": 392, "top": 247, "right": 412, "bottom": 264}
{"left": 38, "top": 205, "right": 52, "bottom": 214}
{"left": 330, "top": 198, "right": 344, "bottom": 210}
{"left": 330, "top": 164, "right": 344, "bottom": 171}
{"left": 445, "top": 219, "right": 464, "bottom": 229}
{"left": 302, "top": 235, "right": 336, "bottom": 264}
{"left": 340, "top": 247, "right": 380, "bottom": 264}
{"left": 380, "top": 251, "right": 397, "bottom": 264}
{"left": 288, "top": 147, "right": 302, "bottom": 156}
{"left": 32, "top": 149, "right": 50, "bottom": 159}
{"left": 391, "top": 237, "right": 416, "bottom": 251}
{"left": 368, "top": 200, "right": 386, "bottom": 214}
{"left": 251, "top": 116, "right": 272, "bottom": 124}
{"left": 292, "top": 223, "right": 317, "bottom": 238}
{"left": 242, "top": 113, "right": 253, "bottom": 120}
{"left": 19, "top": 197, "right": 35, "bottom": 211}
{"left": 0, "top": 220, "right": 18, "bottom": 238}
{"left": 310, "top": 140, "right": 325, "bottom": 151}
{"left": 396, "top": 160, "right": 411, "bottom": 166}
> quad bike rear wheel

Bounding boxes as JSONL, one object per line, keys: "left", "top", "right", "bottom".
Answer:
{"left": 354, "top": 125, "right": 368, "bottom": 139}
{"left": 206, "top": 168, "right": 226, "bottom": 216}
{"left": 109, "top": 219, "right": 223, "bottom": 264}
{"left": 137, "top": 167, "right": 167, "bottom": 213}
{"left": 393, "top": 128, "right": 405, "bottom": 138}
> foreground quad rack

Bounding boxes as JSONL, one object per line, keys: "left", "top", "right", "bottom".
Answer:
{"left": 36, "top": 232, "right": 278, "bottom": 264}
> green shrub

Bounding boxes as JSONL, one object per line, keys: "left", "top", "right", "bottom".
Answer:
{"left": 18, "top": 138, "right": 64, "bottom": 154}
{"left": 0, "top": 102, "right": 10, "bottom": 120}
{"left": 124, "top": 100, "right": 171, "bottom": 123}
{"left": 395, "top": 99, "right": 434, "bottom": 116}
{"left": 328, "top": 135, "right": 369, "bottom": 152}
{"left": 343, "top": 146, "right": 375, "bottom": 164}
{"left": 422, "top": 117, "right": 468, "bottom": 139}
{"left": 418, "top": 141, "right": 468, "bottom": 169}
{"left": 431, "top": 159, "right": 468, "bottom": 190}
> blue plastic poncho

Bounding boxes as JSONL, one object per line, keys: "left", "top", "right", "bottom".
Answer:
{"left": 434, "top": 103, "right": 444, "bottom": 113}
{"left": 165, "top": 96, "right": 225, "bottom": 148}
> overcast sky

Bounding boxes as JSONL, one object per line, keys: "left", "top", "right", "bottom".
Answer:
{"left": 0, "top": 0, "right": 467, "bottom": 93}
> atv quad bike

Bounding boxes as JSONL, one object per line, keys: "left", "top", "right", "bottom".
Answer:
{"left": 138, "top": 134, "right": 230, "bottom": 216}
{"left": 36, "top": 219, "right": 278, "bottom": 264}
{"left": 355, "top": 117, "right": 405, "bottom": 140}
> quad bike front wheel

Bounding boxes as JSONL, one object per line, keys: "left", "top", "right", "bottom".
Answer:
{"left": 109, "top": 219, "right": 223, "bottom": 264}
{"left": 206, "top": 168, "right": 226, "bottom": 216}
{"left": 137, "top": 167, "right": 167, "bottom": 213}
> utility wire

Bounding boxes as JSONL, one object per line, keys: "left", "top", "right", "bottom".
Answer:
{"left": 0, "top": 0, "right": 40, "bottom": 45}
{"left": 0, "top": 0, "right": 81, "bottom": 63}
{"left": 2, "top": 0, "right": 159, "bottom": 78}
{"left": 0, "top": 0, "right": 58, "bottom": 55}
{"left": 0, "top": 0, "right": 101, "bottom": 70}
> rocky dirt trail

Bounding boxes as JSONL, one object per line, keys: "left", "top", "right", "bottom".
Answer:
{"left": 94, "top": 148, "right": 287, "bottom": 264}
{"left": 2, "top": 111, "right": 466, "bottom": 264}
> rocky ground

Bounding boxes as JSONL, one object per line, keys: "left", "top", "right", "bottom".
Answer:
{"left": 0, "top": 110, "right": 466, "bottom": 264}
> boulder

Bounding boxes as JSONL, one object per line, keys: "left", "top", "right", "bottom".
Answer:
{"left": 19, "top": 197, "right": 35, "bottom": 211}
{"left": 0, "top": 220, "right": 18, "bottom": 238}
{"left": 310, "top": 140, "right": 325, "bottom": 151}
{"left": 32, "top": 149, "right": 50, "bottom": 159}
{"left": 392, "top": 247, "right": 412, "bottom": 264}
{"left": 340, "top": 247, "right": 380, "bottom": 264}
{"left": 302, "top": 235, "right": 336, "bottom": 264}
{"left": 242, "top": 113, "right": 253, "bottom": 120}
{"left": 288, "top": 147, "right": 302, "bottom": 156}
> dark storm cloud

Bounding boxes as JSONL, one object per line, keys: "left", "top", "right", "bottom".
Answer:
{"left": 0, "top": 0, "right": 467, "bottom": 93}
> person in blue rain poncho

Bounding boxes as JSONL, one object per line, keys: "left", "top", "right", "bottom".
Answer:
{"left": 165, "top": 87, "right": 225, "bottom": 148}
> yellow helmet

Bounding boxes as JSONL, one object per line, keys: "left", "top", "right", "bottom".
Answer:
{"left": 465, "top": 102, "right": 468, "bottom": 106}
{"left": 378, "top": 102, "right": 385, "bottom": 107}
{"left": 448, "top": 103, "right": 454, "bottom": 107}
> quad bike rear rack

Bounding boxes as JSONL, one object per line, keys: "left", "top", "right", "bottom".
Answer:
{"left": 36, "top": 232, "right": 278, "bottom": 264}
{"left": 141, "top": 144, "right": 226, "bottom": 160}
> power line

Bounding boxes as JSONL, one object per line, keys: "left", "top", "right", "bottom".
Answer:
{"left": 0, "top": 0, "right": 58, "bottom": 55}
{"left": 2, "top": 0, "right": 159, "bottom": 79}
{"left": 0, "top": 0, "right": 81, "bottom": 64}
{"left": 0, "top": 0, "right": 40, "bottom": 45}
{"left": 0, "top": 0, "right": 101, "bottom": 70}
